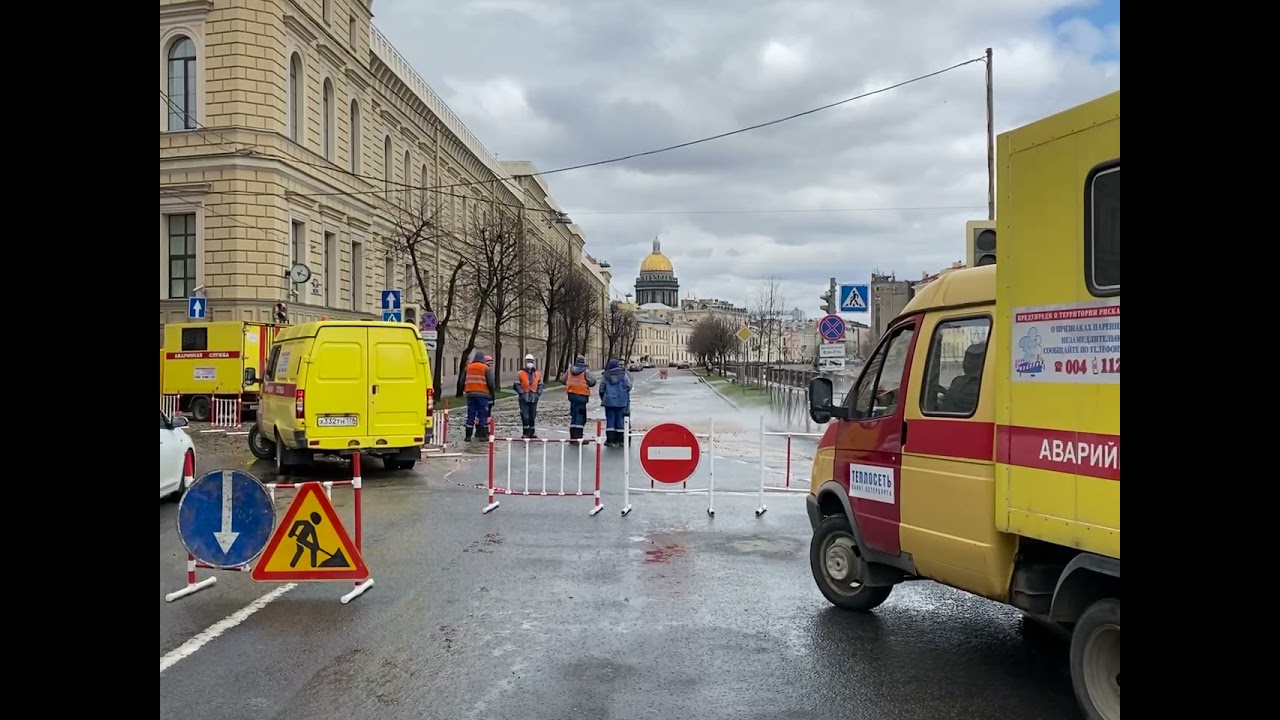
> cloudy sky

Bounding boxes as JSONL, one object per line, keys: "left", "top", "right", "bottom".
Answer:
{"left": 374, "top": 0, "right": 1120, "bottom": 317}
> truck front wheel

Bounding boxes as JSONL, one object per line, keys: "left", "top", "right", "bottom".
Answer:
{"left": 248, "top": 424, "right": 276, "bottom": 460}
{"left": 809, "top": 514, "right": 892, "bottom": 612}
{"left": 1071, "top": 597, "right": 1121, "bottom": 720}
{"left": 189, "top": 396, "right": 211, "bottom": 422}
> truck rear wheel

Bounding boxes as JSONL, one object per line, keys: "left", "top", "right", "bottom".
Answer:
{"left": 189, "top": 396, "right": 211, "bottom": 422}
{"left": 1071, "top": 597, "right": 1121, "bottom": 720}
{"left": 809, "top": 514, "right": 892, "bottom": 612}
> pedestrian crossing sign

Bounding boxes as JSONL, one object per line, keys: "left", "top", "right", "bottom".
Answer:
{"left": 251, "top": 482, "right": 369, "bottom": 582}
{"left": 838, "top": 284, "right": 870, "bottom": 313}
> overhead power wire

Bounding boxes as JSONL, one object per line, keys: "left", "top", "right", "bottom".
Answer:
{"left": 160, "top": 54, "right": 984, "bottom": 198}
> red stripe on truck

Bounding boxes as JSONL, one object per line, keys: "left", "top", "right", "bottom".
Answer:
{"left": 165, "top": 351, "right": 243, "bottom": 360}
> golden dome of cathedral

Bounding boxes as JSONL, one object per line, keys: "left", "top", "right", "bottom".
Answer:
{"left": 639, "top": 237, "right": 674, "bottom": 274}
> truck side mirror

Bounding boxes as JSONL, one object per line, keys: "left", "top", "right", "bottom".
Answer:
{"left": 243, "top": 367, "right": 257, "bottom": 386}
{"left": 808, "top": 377, "right": 847, "bottom": 423}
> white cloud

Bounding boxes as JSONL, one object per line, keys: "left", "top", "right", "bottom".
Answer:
{"left": 373, "top": 0, "right": 1120, "bottom": 313}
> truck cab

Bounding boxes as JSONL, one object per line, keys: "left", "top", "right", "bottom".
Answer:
{"left": 804, "top": 91, "right": 1120, "bottom": 720}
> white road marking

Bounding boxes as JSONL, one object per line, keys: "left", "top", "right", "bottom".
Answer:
{"left": 159, "top": 583, "right": 296, "bottom": 675}
{"left": 647, "top": 446, "right": 693, "bottom": 461}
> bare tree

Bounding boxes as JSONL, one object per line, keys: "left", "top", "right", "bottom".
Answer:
{"left": 604, "top": 301, "right": 638, "bottom": 362}
{"left": 480, "top": 209, "right": 526, "bottom": 389}
{"left": 687, "top": 316, "right": 738, "bottom": 375}
{"left": 752, "top": 276, "right": 786, "bottom": 365}
{"left": 530, "top": 246, "right": 572, "bottom": 374}
{"left": 559, "top": 268, "right": 601, "bottom": 369}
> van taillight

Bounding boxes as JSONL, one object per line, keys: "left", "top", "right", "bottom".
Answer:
{"left": 426, "top": 388, "right": 434, "bottom": 417}
{"left": 295, "top": 389, "right": 305, "bottom": 419}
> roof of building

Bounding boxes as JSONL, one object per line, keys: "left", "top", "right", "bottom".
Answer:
{"left": 639, "top": 236, "right": 674, "bottom": 274}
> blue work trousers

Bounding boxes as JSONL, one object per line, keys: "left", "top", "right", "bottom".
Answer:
{"left": 605, "top": 406, "right": 626, "bottom": 433}
{"left": 568, "top": 397, "right": 588, "bottom": 430}
{"left": 466, "top": 395, "right": 491, "bottom": 429}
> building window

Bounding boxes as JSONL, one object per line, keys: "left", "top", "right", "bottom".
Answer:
{"left": 288, "top": 54, "right": 303, "bottom": 142}
{"left": 920, "top": 316, "right": 990, "bottom": 417}
{"left": 384, "top": 254, "right": 394, "bottom": 292}
{"left": 404, "top": 263, "right": 414, "bottom": 300}
{"left": 167, "top": 213, "right": 197, "bottom": 298}
{"left": 420, "top": 164, "right": 429, "bottom": 213}
{"left": 166, "top": 37, "right": 197, "bottom": 131}
{"left": 351, "top": 239, "right": 364, "bottom": 311}
{"left": 349, "top": 100, "right": 361, "bottom": 174}
{"left": 1086, "top": 162, "right": 1120, "bottom": 296}
{"left": 291, "top": 220, "right": 306, "bottom": 269}
{"left": 324, "top": 231, "right": 338, "bottom": 306}
{"left": 403, "top": 150, "right": 412, "bottom": 208}
{"left": 323, "top": 0, "right": 332, "bottom": 24}
{"left": 348, "top": 15, "right": 358, "bottom": 47}
{"left": 321, "top": 78, "right": 335, "bottom": 161}
{"left": 383, "top": 136, "right": 393, "bottom": 197}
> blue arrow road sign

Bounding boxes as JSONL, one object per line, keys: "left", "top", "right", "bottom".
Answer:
{"left": 421, "top": 311, "right": 438, "bottom": 330}
{"left": 177, "top": 469, "right": 276, "bottom": 569}
{"left": 838, "top": 284, "right": 870, "bottom": 313}
{"left": 187, "top": 297, "right": 206, "bottom": 320}
{"left": 380, "top": 289, "right": 402, "bottom": 310}
{"left": 819, "top": 314, "right": 846, "bottom": 342}
{"left": 382, "top": 310, "right": 403, "bottom": 322}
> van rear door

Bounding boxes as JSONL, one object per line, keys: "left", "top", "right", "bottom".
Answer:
{"left": 368, "top": 326, "right": 426, "bottom": 439}
{"left": 304, "top": 326, "right": 369, "bottom": 439}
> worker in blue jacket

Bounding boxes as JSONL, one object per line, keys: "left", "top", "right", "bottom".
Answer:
{"left": 599, "top": 358, "right": 632, "bottom": 447}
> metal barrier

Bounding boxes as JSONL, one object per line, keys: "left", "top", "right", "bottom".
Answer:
{"left": 754, "top": 415, "right": 823, "bottom": 516}
{"left": 482, "top": 419, "right": 604, "bottom": 516}
{"left": 211, "top": 396, "right": 242, "bottom": 429}
{"left": 621, "top": 416, "right": 718, "bottom": 518}
{"left": 164, "top": 453, "right": 374, "bottom": 605}
{"left": 161, "top": 394, "right": 181, "bottom": 417}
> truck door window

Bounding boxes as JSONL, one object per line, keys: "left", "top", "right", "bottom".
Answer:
{"left": 1085, "top": 161, "right": 1120, "bottom": 296}
{"left": 181, "top": 327, "right": 208, "bottom": 352}
{"left": 920, "top": 316, "right": 991, "bottom": 417}
{"left": 264, "top": 346, "right": 282, "bottom": 381}
{"left": 847, "top": 324, "right": 915, "bottom": 420}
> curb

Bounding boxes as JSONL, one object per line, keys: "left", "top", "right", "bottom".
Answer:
{"left": 697, "top": 374, "right": 741, "bottom": 410}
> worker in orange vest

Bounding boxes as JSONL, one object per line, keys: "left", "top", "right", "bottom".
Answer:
{"left": 463, "top": 351, "right": 496, "bottom": 442}
{"left": 561, "top": 354, "right": 597, "bottom": 441}
{"left": 512, "top": 354, "right": 544, "bottom": 439}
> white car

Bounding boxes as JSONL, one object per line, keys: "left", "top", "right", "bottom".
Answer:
{"left": 160, "top": 411, "right": 196, "bottom": 499}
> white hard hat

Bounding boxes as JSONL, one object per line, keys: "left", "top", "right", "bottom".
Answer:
{"left": 524, "top": 354, "right": 535, "bottom": 362}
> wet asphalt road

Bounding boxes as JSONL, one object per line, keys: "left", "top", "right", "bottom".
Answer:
{"left": 160, "top": 369, "right": 1079, "bottom": 720}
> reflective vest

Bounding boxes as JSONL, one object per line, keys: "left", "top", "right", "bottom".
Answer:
{"left": 464, "top": 361, "right": 490, "bottom": 395}
{"left": 518, "top": 369, "right": 542, "bottom": 393}
{"left": 565, "top": 371, "right": 590, "bottom": 396}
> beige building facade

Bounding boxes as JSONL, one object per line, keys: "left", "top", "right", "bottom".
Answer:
{"left": 159, "top": 0, "right": 607, "bottom": 383}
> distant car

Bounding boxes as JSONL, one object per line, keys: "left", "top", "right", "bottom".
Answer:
{"left": 677, "top": 361, "right": 691, "bottom": 369}
{"left": 668, "top": 361, "right": 678, "bottom": 367}
{"left": 628, "top": 362, "right": 643, "bottom": 372}
{"left": 642, "top": 361, "right": 655, "bottom": 369}
{"left": 160, "top": 411, "right": 196, "bottom": 500}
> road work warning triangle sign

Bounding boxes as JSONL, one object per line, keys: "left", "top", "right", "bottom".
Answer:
{"left": 252, "top": 482, "right": 369, "bottom": 582}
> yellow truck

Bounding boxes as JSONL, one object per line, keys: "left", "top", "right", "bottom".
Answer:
{"left": 160, "top": 321, "right": 278, "bottom": 421}
{"left": 804, "top": 91, "right": 1119, "bottom": 720}
{"left": 245, "top": 320, "right": 432, "bottom": 472}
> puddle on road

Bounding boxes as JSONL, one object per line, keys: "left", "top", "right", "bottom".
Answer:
{"left": 633, "top": 530, "right": 805, "bottom": 561}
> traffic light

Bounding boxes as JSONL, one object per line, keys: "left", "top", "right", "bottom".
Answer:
{"left": 274, "top": 302, "right": 288, "bottom": 324}
{"left": 965, "top": 220, "right": 997, "bottom": 267}
{"left": 402, "top": 303, "right": 419, "bottom": 327}
{"left": 818, "top": 277, "right": 837, "bottom": 315}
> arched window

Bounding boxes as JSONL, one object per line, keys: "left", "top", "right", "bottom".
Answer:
{"left": 420, "top": 164, "right": 429, "bottom": 213}
{"left": 321, "top": 78, "right": 335, "bottom": 160}
{"left": 166, "top": 37, "right": 197, "bottom": 131}
{"left": 383, "top": 136, "right": 393, "bottom": 197}
{"left": 349, "top": 100, "right": 361, "bottom": 174}
{"left": 288, "top": 53, "right": 303, "bottom": 142}
{"left": 403, "top": 150, "right": 411, "bottom": 208}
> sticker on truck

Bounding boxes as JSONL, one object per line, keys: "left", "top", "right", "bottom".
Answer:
{"left": 1012, "top": 300, "right": 1120, "bottom": 384}
{"left": 849, "top": 464, "right": 895, "bottom": 504}
{"left": 194, "top": 367, "right": 216, "bottom": 380}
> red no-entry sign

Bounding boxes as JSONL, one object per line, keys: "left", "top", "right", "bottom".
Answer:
{"left": 639, "top": 423, "right": 701, "bottom": 484}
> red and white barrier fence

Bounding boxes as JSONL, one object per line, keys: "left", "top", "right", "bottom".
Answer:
{"left": 482, "top": 419, "right": 604, "bottom": 516}
{"left": 161, "top": 394, "right": 181, "bottom": 417}
{"left": 621, "top": 416, "right": 718, "bottom": 518}
{"left": 164, "top": 452, "right": 374, "bottom": 605}
{"left": 754, "top": 415, "right": 823, "bottom": 517}
{"left": 211, "top": 396, "right": 243, "bottom": 429}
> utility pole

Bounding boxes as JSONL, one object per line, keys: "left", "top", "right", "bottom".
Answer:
{"left": 819, "top": 277, "right": 837, "bottom": 315}
{"left": 985, "top": 47, "right": 995, "bottom": 221}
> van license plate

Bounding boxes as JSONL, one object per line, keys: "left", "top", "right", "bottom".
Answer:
{"left": 315, "top": 415, "right": 358, "bottom": 427}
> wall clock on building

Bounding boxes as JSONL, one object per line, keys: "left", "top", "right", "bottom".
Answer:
{"left": 288, "top": 263, "right": 311, "bottom": 285}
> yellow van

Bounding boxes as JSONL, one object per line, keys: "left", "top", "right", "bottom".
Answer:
{"left": 245, "top": 320, "right": 431, "bottom": 472}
